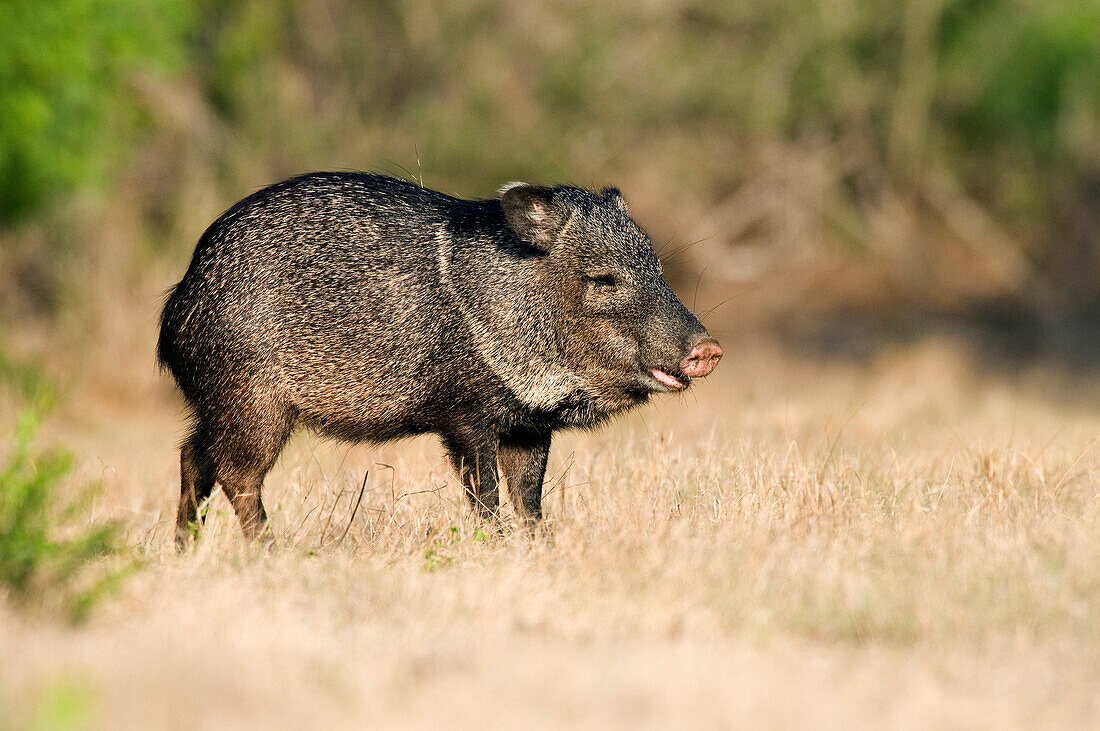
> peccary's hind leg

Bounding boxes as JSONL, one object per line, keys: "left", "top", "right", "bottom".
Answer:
{"left": 441, "top": 428, "right": 499, "bottom": 520}
{"left": 209, "top": 405, "right": 295, "bottom": 546}
{"left": 499, "top": 428, "right": 551, "bottom": 526}
{"left": 220, "top": 472, "right": 270, "bottom": 544}
{"left": 175, "top": 424, "right": 216, "bottom": 550}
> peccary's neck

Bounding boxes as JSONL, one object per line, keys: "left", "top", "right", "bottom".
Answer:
{"left": 435, "top": 202, "right": 590, "bottom": 414}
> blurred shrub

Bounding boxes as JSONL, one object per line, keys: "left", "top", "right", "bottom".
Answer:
{"left": 0, "top": 0, "right": 194, "bottom": 223}
{"left": 0, "top": 408, "right": 129, "bottom": 621}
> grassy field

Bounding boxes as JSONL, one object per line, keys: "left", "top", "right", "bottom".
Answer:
{"left": 4, "top": 2, "right": 1100, "bottom": 727}
{"left": 2, "top": 340, "right": 1098, "bottom": 728}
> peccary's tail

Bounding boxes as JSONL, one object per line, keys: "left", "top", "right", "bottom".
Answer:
{"left": 157, "top": 283, "right": 184, "bottom": 377}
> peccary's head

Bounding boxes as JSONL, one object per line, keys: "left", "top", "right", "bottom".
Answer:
{"left": 442, "top": 182, "right": 721, "bottom": 422}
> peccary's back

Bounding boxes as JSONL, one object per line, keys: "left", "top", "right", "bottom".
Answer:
{"left": 159, "top": 173, "right": 463, "bottom": 431}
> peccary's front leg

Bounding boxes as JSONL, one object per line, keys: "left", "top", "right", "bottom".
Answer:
{"left": 442, "top": 431, "right": 499, "bottom": 520}
{"left": 499, "top": 428, "right": 551, "bottom": 525}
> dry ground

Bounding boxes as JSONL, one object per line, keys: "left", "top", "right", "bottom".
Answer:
{"left": 2, "top": 340, "right": 1100, "bottom": 728}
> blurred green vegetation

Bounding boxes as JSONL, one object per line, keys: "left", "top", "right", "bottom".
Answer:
{"left": 0, "top": 407, "right": 130, "bottom": 622}
{"left": 0, "top": 0, "right": 194, "bottom": 222}
{"left": 1, "top": 0, "right": 1099, "bottom": 348}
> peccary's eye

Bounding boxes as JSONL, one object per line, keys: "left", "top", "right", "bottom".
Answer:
{"left": 586, "top": 273, "right": 617, "bottom": 289}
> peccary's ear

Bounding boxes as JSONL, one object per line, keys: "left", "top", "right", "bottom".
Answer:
{"left": 601, "top": 187, "right": 629, "bottom": 214}
{"left": 499, "top": 182, "right": 564, "bottom": 251}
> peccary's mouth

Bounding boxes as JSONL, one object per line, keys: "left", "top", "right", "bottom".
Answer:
{"left": 647, "top": 367, "right": 688, "bottom": 391}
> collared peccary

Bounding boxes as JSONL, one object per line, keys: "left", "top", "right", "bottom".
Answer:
{"left": 158, "top": 172, "right": 721, "bottom": 547}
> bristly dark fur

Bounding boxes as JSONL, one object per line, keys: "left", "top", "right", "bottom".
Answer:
{"left": 159, "top": 172, "right": 713, "bottom": 547}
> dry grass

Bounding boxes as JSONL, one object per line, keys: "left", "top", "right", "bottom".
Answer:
{"left": 2, "top": 340, "right": 1100, "bottom": 728}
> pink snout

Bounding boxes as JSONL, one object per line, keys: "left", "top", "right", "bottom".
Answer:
{"left": 680, "top": 339, "right": 723, "bottom": 379}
